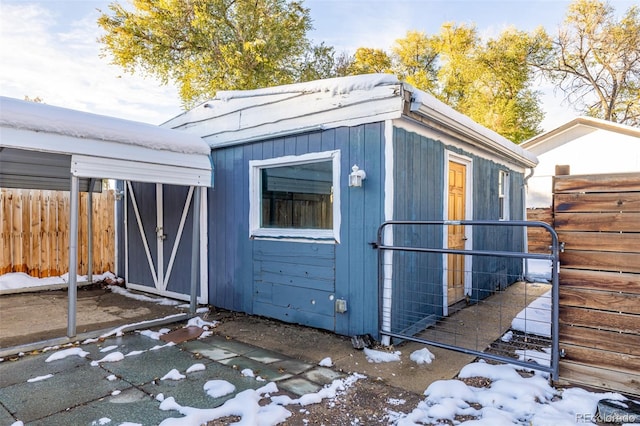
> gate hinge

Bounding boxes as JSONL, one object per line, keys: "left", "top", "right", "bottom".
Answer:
{"left": 559, "top": 348, "right": 566, "bottom": 358}
{"left": 369, "top": 242, "right": 379, "bottom": 249}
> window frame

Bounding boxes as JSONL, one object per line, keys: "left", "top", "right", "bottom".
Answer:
{"left": 498, "top": 170, "right": 510, "bottom": 221}
{"left": 249, "top": 150, "right": 341, "bottom": 243}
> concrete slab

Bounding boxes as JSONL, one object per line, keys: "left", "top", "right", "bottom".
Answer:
{"left": 271, "top": 359, "right": 314, "bottom": 375}
{"left": 141, "top": 361, "right": 261, "bottom": 410}
{"left": 245, "top": 347, "right": 286, "bottom": 364}
{"left": 0, "top": 363, "right": 130, "bottom": 423}
{"left": 278, "top": 377, "right": 322, "bottom": 396}
{"left": 192, "top": 335, "right": 260, "bottom": 355}
{"left": 303, "top": 367, "right": 345, "bottom": 385}
{"left": 0, "top": 286, "right": 189, "bottom": 348}
{"left": 80, "top": 333, "right": 169, "bottom": 360}
{"left": 98, "top": 344, "right": 204, "bottom": 386}
{"left": 0, "top": 351, "right": 86, "bottom": 388}
{"left": 160, "top": 326, "right": 203, "bottom": 343}
{"left": 0, "top": 402, "right": 15, "bottom": 425}
{"left": 181, "top": 339, "right": 241, "bottom": 361}
{"left": 217, "top": 356, "right": 293, "bottom": 382}
{"left": 27, "top": 388, "right": 172, "bottom": 426}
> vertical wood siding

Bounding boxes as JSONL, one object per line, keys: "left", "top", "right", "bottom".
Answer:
{"left": 392, "top": 128, "right": 445, "bottom": 329}
{"left": 126, "top": 182, "right": 157, "bottom": 287}
{"left": 471, "top": 159, "right": 525, "bottom": 299}
{"left": 391, "top": 128, "right": 525, "bottom": 329}
{"left": 207, "top": 124, "right": 384, "bottom": 336}
{"left": 1, "top": 188, "right": 115, "bottom": 278}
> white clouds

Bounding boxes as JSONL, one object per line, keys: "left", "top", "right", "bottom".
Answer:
{"left": 0, "top": 2, "right": 181, "bottom": 124}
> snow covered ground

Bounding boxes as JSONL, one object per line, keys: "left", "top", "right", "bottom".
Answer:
{"left": 0, "top": 271, "right": 119, "bottom": 292}
{"left": 3, "top": 279, "right": 638, "bottom": 425}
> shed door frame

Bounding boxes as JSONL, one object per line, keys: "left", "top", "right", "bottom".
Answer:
{"left": 124, "top": 182, "right": 208, "bottom": 303}
{"left": 442, "top": 151, "right": 473, "bottom": 316}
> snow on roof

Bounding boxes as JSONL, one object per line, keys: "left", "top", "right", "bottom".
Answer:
{"left": 166, "top": 73, "right": 537, "bottom": 168}
{"left": 410, "top": 88, "right": 538, "bottom": 167}
{"left": 0, "top": 96, "right": 210, "bottom": 155}
{"left": 212, "top": 73, "right": 400, "bottom": 102}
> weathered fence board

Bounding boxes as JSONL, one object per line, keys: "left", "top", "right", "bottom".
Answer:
{"left": 555, "top": 192, "right": 640, "bottom": 212}
{"left": 560, "top": 250, "right": 640, "bottom": 273}
{"left": 526, "top": 207, "right": 553, "bottom": 253}
{"left": 554, "top": 211, "right": 640, "bottom": 232}
{"left": 554, "top": 172, "right": 640, "bottom": 396}
{"left": 557, "top": 231, "right": 640, "bottom": 253}
{"left": 559, "top": 324, "right": 640, "bottom": 355}
{"left": 560, "top": 362, "right": 640, "bottom": 397}
{"left": 559, "top": 287, "right": 640, "bottom": 314}
{"left": 0, "top": 188, "right": 115, "bottom": 278}
{"left": 554, "top": 172, "right": 640, "bottom": 193}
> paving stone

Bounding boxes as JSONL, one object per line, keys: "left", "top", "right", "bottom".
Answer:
{"left": 217, "top": 356, "right": 293, "bottom": 381}
{"left": 28, "top": 388, "right": 171, "bottom": 426}
{"left": 303, "top": 367, "right": 344, "bottom": 385}
{"left": 141, "top": 360, "right": 262, "bottom": 410}
{"left": 277, "top": 377, "right": 322, "bottom": 396}
{"left": 0, "top": 364, "right": 130, "bottom": 423}
{"left": 0, "top": 402, "right": 15, "bottom": 425}
{"left": 80, "top": 333, "right": 171, "bottom": 360}
{"left": 98, "top": 344, "right": 206, "bottom": 386}
{"left": 0, "top": 351, "right": 87, "bottom": 388}
{"left": 160, "top": 326, "right": 203, "bottom": 344}
{"left": 182, "top": 341, "right": 240, "bottom": 361}
{"left": 245, "top": 348, "right": 286, "bottom": 364}
{"left": 190, "top": 335, "right": 260, "bottom": 355}
{"left": 271, "top": 359, "right": 314, "bottom": 375}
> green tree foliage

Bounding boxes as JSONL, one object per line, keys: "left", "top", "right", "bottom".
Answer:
{"left": 533, "top": 0, "right": 640, "bottom": 126}
{"left": 98, "top": 0, "right": 313, "bottom": 107}
{"left": 391, "top": 30, "right": 439, "bottom": 93}
{"left": 346, "top": 47, "right": 393, "bottom": 75}
{"left": 387, "top": 26, "right": 546, "bottom": 143}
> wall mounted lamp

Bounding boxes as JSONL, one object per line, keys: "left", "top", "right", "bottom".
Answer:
{"left": 349, "top": 164, "right": 367, "bottom": 187}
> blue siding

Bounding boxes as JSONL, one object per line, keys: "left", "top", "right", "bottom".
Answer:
{"left": 125, "top": 182, "right": 198, "bottom": 296}
{"left": 126, "top": 181, "right": 157, "bottom": 288}
{"left": 392, "top": 128, "right": 445, "bottom": 333}
{"left": 470, "top": 160, "right": 525, "bottom": 300}
{"left": 254, "top": 241, "right": 335, "bottom": 330}
{"left": 208, "top": 124, "right": 385, "bottom": 336}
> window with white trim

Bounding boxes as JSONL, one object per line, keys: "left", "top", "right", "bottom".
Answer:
{"left": 249, "top": 150, "right": 341, "bottom": 242}
{"left": 498, "top": 170, "right": 510, "bottom": 220}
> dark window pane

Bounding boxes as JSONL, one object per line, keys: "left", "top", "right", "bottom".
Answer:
{"left": 261, "top": 161, "right": 333, "bottom": 229}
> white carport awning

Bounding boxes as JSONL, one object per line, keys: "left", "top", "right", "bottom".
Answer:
{"left": 0, "top": 96, "right": 212, "bottom": 344}
{"left": 0, "top": 96, "right": 213, "bottom": 188}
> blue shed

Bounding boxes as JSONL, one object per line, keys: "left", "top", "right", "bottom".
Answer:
{"left": 126, "top": 74, "right": 537, "bottom": 339}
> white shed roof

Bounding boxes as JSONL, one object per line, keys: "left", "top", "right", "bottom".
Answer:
{"left": 1, "top": 96, "right": 213, "bottom": 189}
{"left": 164, "top": 73, "right": 537, "bottom": 169}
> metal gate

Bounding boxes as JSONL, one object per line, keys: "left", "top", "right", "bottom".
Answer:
{"left": 376, "top": 220, "right": 560, "bottom": 379}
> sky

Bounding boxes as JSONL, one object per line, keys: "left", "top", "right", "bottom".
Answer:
{"left": 4, "top": 279, "right": 636, "bottom": 425}
{"left": 0, "top": 0, "right": 637, "bottom": 130}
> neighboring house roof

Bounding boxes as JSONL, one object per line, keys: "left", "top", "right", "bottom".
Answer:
{"left": 521, "top": 116, "right": 640, "bottom": 155}
{"left": 0, "top": 96, "right": 213, "bottom": 189}
{"left": 164, "top": 73, "right": 537, "bottom": 168}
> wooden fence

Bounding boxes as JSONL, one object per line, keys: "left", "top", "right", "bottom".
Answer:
{"left": 553, "top": 172, "right": 640, "bottom": 396}
{"left": 526, "top": 207, "right": 553, "bottom": 253}
{"left": 0, "top": 188, "right": 115, "bottom": 278}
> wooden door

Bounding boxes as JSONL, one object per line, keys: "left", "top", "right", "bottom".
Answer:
{"left": 447, "top": 161, "right": 466, "bottom": 305}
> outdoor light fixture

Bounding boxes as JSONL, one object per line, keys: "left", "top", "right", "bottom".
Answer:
{"left": 349, "top": 164, "right": 367, "bottom": 187}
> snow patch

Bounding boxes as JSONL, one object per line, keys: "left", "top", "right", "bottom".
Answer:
{"left": 161, "top": 369, "right": 186, "bottom": 381}
{"left": 45, "top": 347, "right": 89, "bottom": 362}
{"left": 204, "top": 380, "right": 236, "bottom": 398}
{"left": 410, "top": 348, "right": 435, "bottom": 365}
{"left": 363, "top": 347, "right": 401, "bottom": 363}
